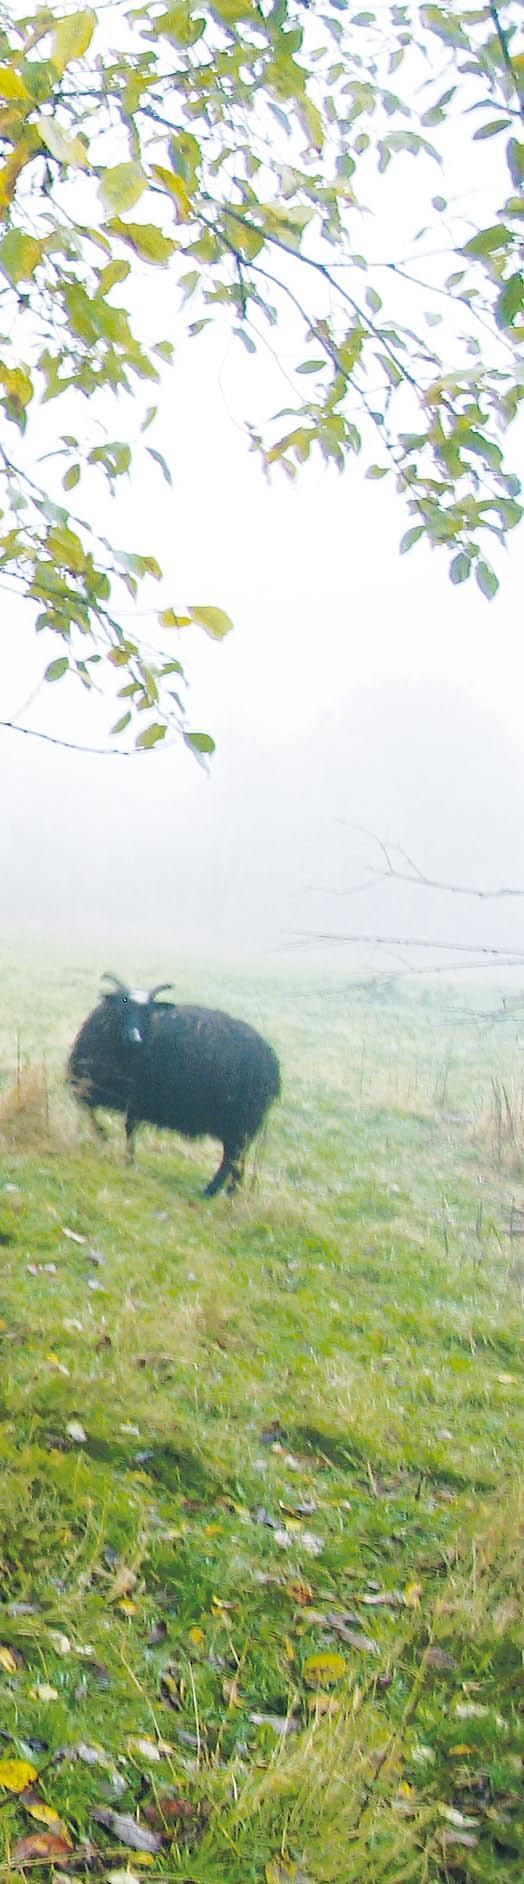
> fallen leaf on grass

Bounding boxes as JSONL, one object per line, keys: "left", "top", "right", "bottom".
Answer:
{"left": 66, "top": 1422, "right": 87, "bottom": 1445}
{"left": 250, "top": 1713, "right": 299, "bottom": 1736}
{"left": 439, "top": 1805, "right": 479, "bottom": 1828}
{"left": 74, "top": 1742, "right": 116, "bottom": 1770}
{"left": 61, "top": 1228, "right": 86, "bottom": 1245}
{"left": 126, "top": 1737, "right": 163, "bottom": 1763}
{"left": 307, "top": 1692, "right": 340, "bottom": 1716}
{"left": 30, "top": 1684, "right": 59, "bottom": 1702}
{"left": 160, "top": 1669, "right": 182, "bottom": 1709}
{"left": 48, "top": 1632, "right": 71, "bottom": 1656}
{"left": 325, "top": 1614, "right": 379, "bottom": 1654}
{"left": 143, "top": 1796, "right": 206, "bottom": 1834}
{"left": 13, "top": 1833, "right": 74, "bottom": 1864}
{"left": 0, "top": 1643, "right": 25, "bottom": 1673}
{"left": 108, "top": 1566, "right": 138, "bottom": 1601}
{"left": 303, "top": 1651, "right": 346, "bottom": 1686}
{"left": 0, "top": 1758, "right": 38, "bottom": 1792}
{"left": 21, "top": 1796, "right": 71, "bottom": 1842}
{"left": 287, "top": 1580, "right": 313, "bottom": 1607}
{"left": 360, "top": 1591, "right": 403, "bottom": 1608}
{"left": 403, "top": 1582, "right": 423, "bottom": 1608}
{"left": 300, "top": 1532, "right": 324, "bottom": 1557}
{"left": 440, "top": 1829, "right": 479, "bottom": 1850}
{"left": 92, "top": 1809, "right": 161, "bottom": 1855}
{"left": 424, "top": 1646, "right": 455, "bottom": 1670}
{"left": 107, "top": 1872, "right": 142, "bottom": 1884}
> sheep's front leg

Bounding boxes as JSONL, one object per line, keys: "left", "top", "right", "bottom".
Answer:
{"left": 125, "top": 1111, "right": 137, "bottom": 1164}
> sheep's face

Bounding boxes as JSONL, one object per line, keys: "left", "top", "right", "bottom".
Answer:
{"left": 104, "top": 990, "right": 148, "bottom": 1051}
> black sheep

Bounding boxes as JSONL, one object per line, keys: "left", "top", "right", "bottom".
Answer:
{"left": 67, "top": 976, "right": 281, "bottom": 1196}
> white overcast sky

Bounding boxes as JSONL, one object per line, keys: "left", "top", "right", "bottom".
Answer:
{"left": 2, "top": 12, "right": 524, "bottom": 960}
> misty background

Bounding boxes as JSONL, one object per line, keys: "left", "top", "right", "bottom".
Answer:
{"left": 3, "top": 663, "right": 524, "bottom": 969}
{"left": 2, "top": 98, "right": 524, "bottom": 981}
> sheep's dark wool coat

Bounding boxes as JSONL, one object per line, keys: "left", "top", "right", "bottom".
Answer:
{"left": 67, "top": 986, "right": 281, "bottom": 1197}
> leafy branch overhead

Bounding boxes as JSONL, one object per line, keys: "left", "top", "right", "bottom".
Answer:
{"left": 0, "top": 0, "right": 523, "bottom": 744}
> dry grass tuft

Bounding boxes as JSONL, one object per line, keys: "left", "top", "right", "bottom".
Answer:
{"left": 0, "top": 1061, "right": 51, "bottom": 1146}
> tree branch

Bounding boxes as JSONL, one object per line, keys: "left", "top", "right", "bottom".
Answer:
{"left": 489, "top": 3, "right": 524, "bottom": 126}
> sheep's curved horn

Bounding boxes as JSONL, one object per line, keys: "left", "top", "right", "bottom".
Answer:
{"left": 101, "top": 972, "right": 129, "bottom": 994}
{"left": 148, "top": 983, "right": 174, "bottom": 1001}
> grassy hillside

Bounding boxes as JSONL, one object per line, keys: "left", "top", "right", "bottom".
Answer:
{"left": 0, "top": 947, "right": 522, "bottom": 1884}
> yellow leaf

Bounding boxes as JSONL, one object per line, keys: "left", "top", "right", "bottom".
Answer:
{"left": 0, "top": 363, "right": 33, "bottom": 407}
{"left": 450, "top": 1744, "right": 474, "bottom": 1756}
{"left": 0, "top": 1645, "right": 19, "bottom": 1673}
{"left": 23, "top": 1799, "right": 71, "bottom": 1843}
{"left": 403, "top": 1582, "right": 423, "bottom": 1608}
{"left": 307, "top": 1691, "right": 340, "bottom": 1715}
{"left": 30, "top": 1684, "right": 59, "bottom": 1703}
{"left": 0, "top": 68, "right": 30, "bottom": 101}
{"left": 284, "top": 1637, "right": 295, "bottom": 1663}
{"left": 35, "top": 116, "right": 89, "bottom": 169}
{"left": 0, "top": 1758, "right": 38, "bottom": 1792}
{"left": 266, "top": 1860, "right": 297, "bottom": 1884}
{"left": 151, "top": 164, "right": 193, "bottom": 219}
{"left": 189, "top": 604, "right": 234, "bottom": 639}
{"left": 303, "top": 1651, "right": 346, "bottom": 1686}
{"left": 53, "top": 9, "right": 96, "bottom": 75}
{"left": 118, "top": 1598, "right": 138, "bottom": 1616}
{"left": 188, "top": 1626, "right": 204, "bottom": 1646}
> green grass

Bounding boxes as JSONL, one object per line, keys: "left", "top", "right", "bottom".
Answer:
{"left": 0, "top": 944, "right": 522, "bottom": 1884}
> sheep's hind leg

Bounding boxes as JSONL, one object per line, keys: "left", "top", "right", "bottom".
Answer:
{"left": 88, "top": 1108, "right": 108, "bottom": 1143}
{"left": 203, "top": 1144, "right": 245, "bottom": 1199}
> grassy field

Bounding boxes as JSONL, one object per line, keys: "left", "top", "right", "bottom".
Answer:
{"left": 0, "top": 944, "right": 522, "bottom": 1884}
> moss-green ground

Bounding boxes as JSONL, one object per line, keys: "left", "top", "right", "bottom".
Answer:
{"left": 0, "top": 947, "right": 522, "bottom": 1883}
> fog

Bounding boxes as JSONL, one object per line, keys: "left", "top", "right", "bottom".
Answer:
{"left": 2, "top": 213, "right": 524, "bottom": 978}
{"left": 3, "top": 662, "right": 524, "bottom": 973}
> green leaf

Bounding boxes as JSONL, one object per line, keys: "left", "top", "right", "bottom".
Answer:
{"left": 189, "top": 605, "right": 234, "bottom": 638}
{"left": 507, "top": 140, "right": 524, "bottom": 190}
{"left": 146, "top": 447, "right": 173, "bottom": 485}
{"left": 0, "top": 230, "right": 45, "bottom": 283}
{"left": 111, "top": 711, "right": 132, "bottom": 736}
{"left": 476, "top": 560, "right": 499, "bottom": 601}
{"left": 52, "top": 9, "right": 96, "bottom": 75}
{"left": 366, "top": 464, "right": 388, "bottom": 479}
{"left": 183, "top": 730, "right": 215, "bottom": 754}
{"left": 98, "top": 259, "right": 131, "bottom": 296}
{"left": 473, "top": 118, "right": 510, "bottom": 141}
{"left": 462, "top": 225, "right": 513, "bottom": 257}
{"left": 296, "top": 359, "right": 327, "bottom": 374}
{"left": 450, "top": 552, "right": 471, "bottom": 584}
{"left": 495, "top": 272, "right": 524, "bottom": 331}
{"left": 63, "top": 463, "right": 81, "bottom": 491}
{"left": 44, "top": 657, "right": 69, "bottom": 682}
{"left": 136, "top": 722, "right": 167, "bottom": 749}
{"left": 421, "top": 5, "right": 468, "bottom": 48}
{"left": 365, "top": 287, "right": 382, "bottom": 314}
{"left": 100, "top": 164, "right": 147, "bottom": 217}
{"left": 107, "top": 220, "right": 177, "bottom": 264}
{"left": 400, "top": 525, "right": 424, "bottom": 554}
{"left": 210, "top": 0, "right": 255, "bottom": 21}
